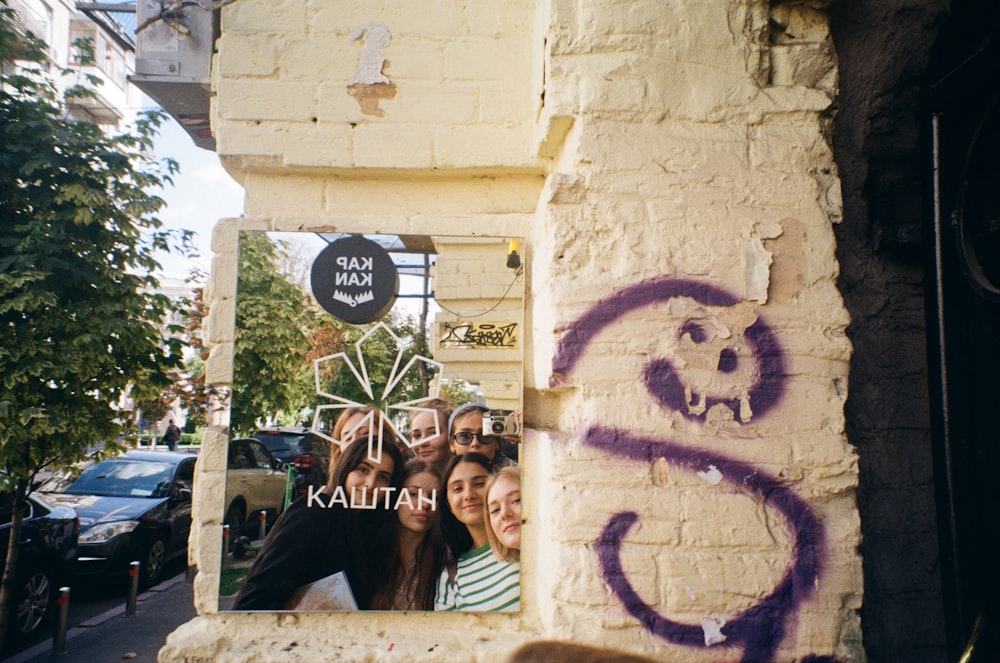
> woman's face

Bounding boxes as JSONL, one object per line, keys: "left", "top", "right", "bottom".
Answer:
{"left": 340, "top": 411, "right": 369, "bottom": 444}
{"left": 449, "top": 410, "right": 498, "bottom": 461}
{"left": 397, "top": 471, "right": 438, "bottom": 534}
{"left": 487, "top": 474, "right": 521, "bottom": 551}
{"left": 446, "top": 461, "right": 489, "bottom": 529}
{"left": 410, "top": 410, "right": 451, "bottom": 467}
{"left": 344, "top": 453, "right": 395, "bottom": 499}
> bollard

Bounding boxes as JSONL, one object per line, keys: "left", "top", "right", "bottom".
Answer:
{"left": 52, "top": 586, "right": 70, "bottom": 655}
{"left": 222, "top": 524, "right": 230, "bottom": 567}
{"left": 126, "top": 561, "right": 140, "bottom": 616}
{"left": 258, "top": 510, "right": 267, "bottom": 540}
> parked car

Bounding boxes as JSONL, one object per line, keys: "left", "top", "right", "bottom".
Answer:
{"left": 224, "top": 438, "right": 291, "bottom": 542}
{"left": 252, "top": 427, "right": 331, "bottom": 495}
{"left": 0, "top": 493, "right": 78, "bottom": 644}
{"left": 35, "top": 451, "right": 196, "bottom": 589}
{"left": 250, "top": 427, "right": 309, "bottom": 466}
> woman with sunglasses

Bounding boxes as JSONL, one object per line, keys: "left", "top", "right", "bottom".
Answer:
{"left": 434, "top": 452, "right": 520, "bottom": 612}
{"left": 447, "top": 403, "right": 517, "bottom": 469}
{"left": 233, "top": 428, "right": 404, "bottom": 611}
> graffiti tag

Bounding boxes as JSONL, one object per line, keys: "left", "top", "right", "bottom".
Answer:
{"left": 439, "top": 322, "right": 519, "bottom": 349}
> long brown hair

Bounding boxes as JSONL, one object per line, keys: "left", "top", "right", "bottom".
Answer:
{"left": 438, "top": 452, "right": 494, "bottom": 556}
{"left": 370, "top": 460, "right": 448, "bottom": 610}
{"left": 324, "top": 407, "right": 397, "bottom": 493}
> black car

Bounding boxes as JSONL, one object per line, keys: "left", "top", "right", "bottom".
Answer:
{"left": 36, "top": 451, "right": 196, "bottom": 589}
{"left": 252, "top": 428, "right": 330, "bottom": 495}
{"left": 250, "top": 427, "right": 308, "bottom": 466}
{"left": 0, "top": 493, "right": 78, "bottom": 644}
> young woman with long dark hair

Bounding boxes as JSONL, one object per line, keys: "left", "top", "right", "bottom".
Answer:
{"left": 434, "top": 453, "right": 520, "bottom": 612}
{"left": 369, "top": 460, "right": 448, "bottom": 610}
{"left": 233, "top": 427, "right": 404, "bottom": 611}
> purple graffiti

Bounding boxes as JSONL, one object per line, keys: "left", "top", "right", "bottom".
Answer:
{"left": 588, "top": 427, "right": 824, "bottom": 663}
{"left": 551, "top": 276, "right": 829, "bottom": 663}
{"left": 551, "top": 277, "right": 786, "bottom": 424}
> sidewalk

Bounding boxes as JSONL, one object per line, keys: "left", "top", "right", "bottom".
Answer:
{"left": 6, "top": 573, "right": 197, "bottom": 663}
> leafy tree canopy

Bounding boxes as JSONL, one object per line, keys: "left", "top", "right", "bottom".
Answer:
{"left": 233, "top": 233, "right": 434, "bottom": 434}
{"left": 0, "top": 7, "right": 190, "bottom": 485}
{"left": 231, "top": 232, "right": 309, "bottom": 435}
{"left": 0, "top": 2, "right": 192, "bottom": 646}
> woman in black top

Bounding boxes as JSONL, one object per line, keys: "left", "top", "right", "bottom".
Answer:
{"left": 233, "top": 432, "right": 404, "bottom": 610}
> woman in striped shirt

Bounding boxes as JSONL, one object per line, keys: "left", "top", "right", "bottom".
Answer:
{"left": 434, "top": 453, "right": 520, "bottom": 612}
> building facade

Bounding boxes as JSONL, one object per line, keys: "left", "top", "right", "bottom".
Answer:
{"left": 158, "top": 1, "right": 1000, "bottom": 661}
{"left": 169, "top": 2, "right": 865, "bottom": 662}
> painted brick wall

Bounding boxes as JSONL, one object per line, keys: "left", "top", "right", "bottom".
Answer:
{"left": 166, "top": 1, "right": 864, "bottom": 662}
{"left": 431, "top": 237, "right": 524, "bottom": 411}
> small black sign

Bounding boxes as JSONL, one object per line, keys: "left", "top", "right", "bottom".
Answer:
{"left": 310, "top": 236, "right": 399, "bottom": 324}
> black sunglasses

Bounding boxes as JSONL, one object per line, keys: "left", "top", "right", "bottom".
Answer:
{"left": 451, "top": 431, "right": 500, "bottom": 446}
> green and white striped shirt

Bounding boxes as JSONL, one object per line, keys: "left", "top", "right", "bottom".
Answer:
{"left": 434, "top": 544, "right": 520, "bottom": 612}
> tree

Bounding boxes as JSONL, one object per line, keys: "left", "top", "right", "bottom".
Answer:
{"left": 0, "top": 7, "right": 190, "bottom": 647}
{"left": 309, "top": 312, "right": 427, "bottom": 410}
{"left": 230, "top": 232, "right": 309, "bottom": 436}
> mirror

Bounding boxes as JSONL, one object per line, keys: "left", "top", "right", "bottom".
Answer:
{"left": 219, "top": 231, "right": 524, "bottom": 613}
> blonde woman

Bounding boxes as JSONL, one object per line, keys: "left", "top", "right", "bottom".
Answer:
{"left": 484, "top": 466, "right": 521, "bottom": 562}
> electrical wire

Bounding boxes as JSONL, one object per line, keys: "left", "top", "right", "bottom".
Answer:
{"left": 434, "top": 266, "right": 523, "bottom": 319}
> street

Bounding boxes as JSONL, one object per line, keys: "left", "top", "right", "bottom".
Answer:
{"left": 4, "top": 557, "right": 190, "bottom": 662}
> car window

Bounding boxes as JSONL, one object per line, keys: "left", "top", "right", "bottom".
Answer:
{"left": 229, "top": 441, "right": 252, "bottom": 469}
{"left": 45, "top": 459, "right": 175, "bottom": 498}
{"left": 248, "top": 441, "right": 274, "bottom": 469}
{"left": 0, "top": 495, "right": 31, "bottom": 526}
{"left": 252, "top": 432, "right": 304, "bottom": 452}
{"left": 175, "top": 458, "right": 196, "bottom": 488}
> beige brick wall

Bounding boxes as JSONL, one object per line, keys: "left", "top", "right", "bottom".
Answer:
{"left": 213, "top": 0, "right": 538, "bottom": 175}
{"left": 167, "top": 1, "right": 864, "bottom": 662}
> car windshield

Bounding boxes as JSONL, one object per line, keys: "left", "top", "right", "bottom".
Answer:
{"left": 252, "top": 432, "right": 304, "bottom": 453}
{"left": 40, "top": 459, "right": 175, "bottom": 498}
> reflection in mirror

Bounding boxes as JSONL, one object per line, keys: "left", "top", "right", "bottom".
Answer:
{"left": 219, "top": 231, "right": 524, "bottom": 613}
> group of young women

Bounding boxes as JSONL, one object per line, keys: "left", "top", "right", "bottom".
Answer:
{"left": 232, "top": 401, "right": 521, "bottom": 613}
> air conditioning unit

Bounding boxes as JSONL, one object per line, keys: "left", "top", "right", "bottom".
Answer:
{"left": 131, "top": 0, "right": 218, "bottom": 149}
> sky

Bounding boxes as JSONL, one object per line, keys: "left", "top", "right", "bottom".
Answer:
{"left": 151, "top": 117, "right": 245, "bottom": 280}
{"left": 146, "top": 116, "right": 433, "bottom": 317}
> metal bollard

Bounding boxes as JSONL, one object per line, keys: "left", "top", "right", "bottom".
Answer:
{"left": 52, "top": 586, "right": 70, "bottom": 655}
{"left": 126, "top": 561, "right": 140, "bottom": 616}
{"left": 258, "top": 510, "right": 267, "bottom": 540}
{"left": 222, "top": 524, "right": 230, "bottom": 567}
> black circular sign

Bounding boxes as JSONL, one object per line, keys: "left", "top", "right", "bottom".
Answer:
{"left": 310, "top": 236, "right": 399, "bottom": 324}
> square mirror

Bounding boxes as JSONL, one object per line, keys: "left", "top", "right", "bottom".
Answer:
{"left": 219, "top": 230, "right": 524, "bottom": 613}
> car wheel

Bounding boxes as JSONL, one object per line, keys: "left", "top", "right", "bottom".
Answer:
{"left": 9, "top": 566, "right": 53, "bottom": 642}
{"left": 141, "top": 536, "right": 168, "bottom": 589}
{"left": 224, "top": 503, "right": 245, "bottom": 545}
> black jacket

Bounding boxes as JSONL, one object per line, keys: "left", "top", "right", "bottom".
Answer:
{"left": 232, "top": 493, "right": 392, "bottom": 610}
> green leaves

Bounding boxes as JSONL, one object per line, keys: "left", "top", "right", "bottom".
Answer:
{"left": 231, "top": 234, "right": 310, "bottom": 435}
{"left": 0, "top": 5, "right": 188, "bottom": 476}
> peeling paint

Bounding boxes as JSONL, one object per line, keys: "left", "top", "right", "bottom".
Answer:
{"left": 651, "top": 457, "right": 670, "bottom": 486}
{"left": 746, "top": 236, "right": 772, "bottom": 302}
{"left": 349, "top": 23, "right": 391, "bottom": 85}
{"left": 346, "top": 23, "right": 396, "bottom": 117}
{"left": 697, "top": 464, "right": 723, "bottom": 485}
{"left": 347, "top": 83, "right": 397, "bottom": 118}
{"left": 702, "top": 618, "right": 728, "bottom": 646}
